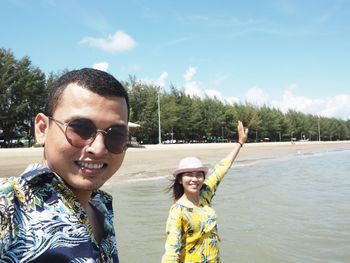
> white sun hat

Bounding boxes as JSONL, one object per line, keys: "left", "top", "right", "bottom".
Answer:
{"left": 173, "top": 157, "right": 209, "bottom": 177}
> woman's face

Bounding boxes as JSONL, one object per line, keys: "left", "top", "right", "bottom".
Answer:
{"left": 179, "top": 171, "right": 205, "bottom": 196}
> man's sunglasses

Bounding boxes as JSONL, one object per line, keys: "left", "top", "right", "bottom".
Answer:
{"left": 48, "top": 117, "right": 128, "bottom": 154}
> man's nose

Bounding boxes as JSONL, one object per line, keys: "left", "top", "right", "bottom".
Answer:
{"left": 86, "top": 133, "right": 108, "bottom": 155}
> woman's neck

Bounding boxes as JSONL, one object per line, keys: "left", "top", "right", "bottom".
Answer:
{"left": 177, "top": 193, "right": 200, "bottom": 208}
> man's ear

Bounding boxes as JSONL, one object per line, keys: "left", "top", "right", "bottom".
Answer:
{"left": 35, "top": 113, "right": 49, "bottom": 146}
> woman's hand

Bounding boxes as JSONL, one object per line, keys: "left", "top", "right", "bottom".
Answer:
{"left": 237, "top": 121, "right": 248, "bottom": 145}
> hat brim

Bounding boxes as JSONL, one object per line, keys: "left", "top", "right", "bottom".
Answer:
{"left": 173, "top": 167, "right": 209, "bottom": 177}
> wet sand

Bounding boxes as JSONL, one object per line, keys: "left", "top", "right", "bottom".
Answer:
{"left": 1, "top": 141, "right": 349, "bottom": 179}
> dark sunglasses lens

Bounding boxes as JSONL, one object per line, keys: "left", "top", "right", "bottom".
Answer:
{"left": 66, "top": 119, "right": 96, "bottom": 146}
{"left": 105, "top": 126, "right": 128, "bottom": 154}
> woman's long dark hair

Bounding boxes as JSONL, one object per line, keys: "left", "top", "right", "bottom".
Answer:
{"left": 167, "top": 174, "right": 184, "bottom": 202}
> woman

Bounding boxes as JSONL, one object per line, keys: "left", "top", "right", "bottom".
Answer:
{"left": 161, "top": 121, "right": 248, "bottom": 263}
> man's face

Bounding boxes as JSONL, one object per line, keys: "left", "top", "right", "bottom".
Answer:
{"left": 36, "top": 83, "right": 128, "bottom": 194}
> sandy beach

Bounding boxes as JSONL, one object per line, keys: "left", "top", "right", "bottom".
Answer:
{"left": 1, "top": 141, "right": 349, "bottom": 179}
{"left": 1, "top": 142, "right": 350, "bottom": 262}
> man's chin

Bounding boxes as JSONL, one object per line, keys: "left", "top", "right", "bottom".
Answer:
{"left": 67, "top": 180, "right": 104, "bottom": 193}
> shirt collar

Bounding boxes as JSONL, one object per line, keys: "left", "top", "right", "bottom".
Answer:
{"left": 21, "top": 163, "right": 112, "bottom": 201}
{"left": 21, "top": 163, "right": 63, "bottom": 183}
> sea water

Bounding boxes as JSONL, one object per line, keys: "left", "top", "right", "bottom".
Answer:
{"left": 103, "top": 148, "right": 350, "bottom": 263}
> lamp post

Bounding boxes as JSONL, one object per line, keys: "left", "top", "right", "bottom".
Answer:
{"left": 171, "top": 127, "right": 174, "bottom": 143}
{"left": 318, "top": 115, "right": 321, "bottom": 141}
{"left": 157, "top": 88, "right": 161, "bottom": 144}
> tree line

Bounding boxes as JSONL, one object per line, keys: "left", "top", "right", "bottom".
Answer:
{"left": 1, "top": 47, "right": 349, "bottom": 147}
{"left": 124, "top": 77, "right": 349, "bottom": 144}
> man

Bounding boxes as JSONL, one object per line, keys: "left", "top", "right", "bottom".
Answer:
{"left": 0, "top": 68, "right": 129, "bottom": 262}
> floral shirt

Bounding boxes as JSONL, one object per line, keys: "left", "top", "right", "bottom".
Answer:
{"left": 0, "top": 164, "right": 118, "bottom": 263}
{"left": 162, "top": 159, "right": 232, "bottom": 263}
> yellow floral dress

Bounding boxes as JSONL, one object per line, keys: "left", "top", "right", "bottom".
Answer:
{"left": 162, "top": 159, "right": 231, "bottom": 263}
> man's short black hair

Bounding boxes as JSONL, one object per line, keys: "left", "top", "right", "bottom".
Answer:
{"left": 45, "top": 68, "right": 129, "bottom": 119}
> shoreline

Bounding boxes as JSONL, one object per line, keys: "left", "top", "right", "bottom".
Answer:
{"left": 1, "top": 141, "right": 349, "bottom": 179}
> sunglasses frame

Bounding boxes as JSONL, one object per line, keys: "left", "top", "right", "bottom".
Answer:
{"left": 48, "top": 116, "right": 128, "bottom": 154}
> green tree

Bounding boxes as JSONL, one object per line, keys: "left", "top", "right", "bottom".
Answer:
{"left": 45, "top": 69, "right": 68, "bottom": 101}
{"left": 0, "top": 48, "right": 46, "bottom": 147}
{"left": 257, "top": 106, "right": 284, "bottom": 141}
{"left": 160, "top": 86, "right": 184, "bottom": 142}
{"left": 125, "top": 78, "right": 160, "bottom": 144}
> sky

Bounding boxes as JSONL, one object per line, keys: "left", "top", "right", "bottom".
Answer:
{"left": 1, "top": 0, "right": 350, "bottom": 120}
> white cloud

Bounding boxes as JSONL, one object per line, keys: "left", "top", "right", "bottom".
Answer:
{"left": 245, "top": 86, "right": 269, "bottom": 106}
{"left": 205, "top": 90, "right": 240, "bottom": 105}
{"left": 183, "top": 66, "right": 239, "bottom": 104}
{"left": 206, "top": 89, "right": 223, "bottom": 99}
{"left": 184, "top": 80, "right": 205, "bottom": 98}
{"left": 184, "top": 67, "right": 197, "bottom": 82}
{"left": 226, "top": 96, "right": 240, "bottom": 105}
{"left": 139, "top": 72, "right": 169, "bottom": 89}
{"left": 271, "top": 85, "right": 350, "bottom": 120}
{"left": 179, "top": 68, "right": 349, "bottom": 120}
{"left": 183, "top": 66, "right": 204, "bottom": 98}
{"left": 92, "top": 61, "right": 109, "bottom": 72}
{"left": 157, "top": 72, "right": 169, "bottom": 88}
{"left": 272, "top": 85, "right": 324, "bottom": 113}
{"left": 319, "top": 94, "right": 350, "bottom": 119}
{"left": 80, "top": 30, "right": 137, "bottom": 53}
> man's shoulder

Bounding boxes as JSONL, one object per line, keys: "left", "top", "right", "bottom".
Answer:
{"left": 0, "top": 164, "right": 54, "bottom": 202}
{"left": 0, "top": 177, "right": 19, "bottom": 225}
{"left": 0, "top": 176, "right": 21, "bottom": 196}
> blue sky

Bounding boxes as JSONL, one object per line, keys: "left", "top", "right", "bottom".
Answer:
{"left": 1, "top": 0, "right": 349, "bottom": 120}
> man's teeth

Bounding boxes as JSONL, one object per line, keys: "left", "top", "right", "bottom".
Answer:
{"left": 77, "top": 162, "right": 104, "bottom": 169}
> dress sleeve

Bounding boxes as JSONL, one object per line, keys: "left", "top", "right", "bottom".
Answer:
{"left": 202, "top": 159, "right": 232, "bottom": 201}
{"left": 161, "top": 205, "right": 183, "bottom": 263}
